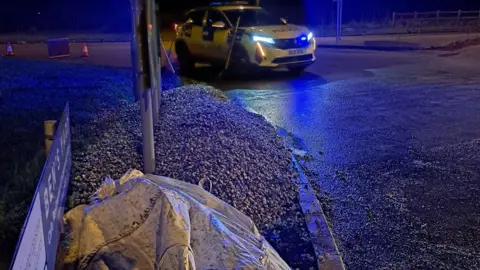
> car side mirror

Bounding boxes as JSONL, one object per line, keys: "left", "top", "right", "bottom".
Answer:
{"left": 281, "top": 18, "right": 287, "bottom": 25}
{"left": 212, "top": 21, "right": 226, "bottom": 28}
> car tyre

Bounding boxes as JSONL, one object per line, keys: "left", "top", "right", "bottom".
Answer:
{"left": 176, "top": 42, "right": 195, "bottom": 76}
{"left": 229, "top": 46, "right": 251, "bottom": 73}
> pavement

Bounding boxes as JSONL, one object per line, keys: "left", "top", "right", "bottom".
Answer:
{"left": 316, "top": 32, "right": 480, "bottom": 50}
{"left": 1, "top": 41, "right": 176, "bottom": 68}
{"left": 3, "top": 39, "right": 480, "bottom": 269}
{"left": 0, "top": 29, "right": 176, "bottom": 44}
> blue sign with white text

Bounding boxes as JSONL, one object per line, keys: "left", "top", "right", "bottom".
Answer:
{"left": 11, "top": 103, "right": 71, "bottom": 270}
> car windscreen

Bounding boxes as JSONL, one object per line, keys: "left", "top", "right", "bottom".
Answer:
{"left": 223, "top": 9, "right": 282, "bottom": 27}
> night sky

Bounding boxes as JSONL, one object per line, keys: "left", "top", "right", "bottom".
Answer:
{"left": 1, "top": 0, "right": 479, "bottom": 33}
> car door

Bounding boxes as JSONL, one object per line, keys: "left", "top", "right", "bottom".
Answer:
{"left": 203, "top": 9, "right": 231, "bottom": 63}
{"left": 181, "top": 9, "right": 207, "bottom": 57}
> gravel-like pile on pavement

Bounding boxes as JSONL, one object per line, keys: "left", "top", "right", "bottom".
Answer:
{"left": 0, "top": 57, "right": 316, "bottom": 268}
{"left": 71, "top": 85, "right": 317, "bottom": 269}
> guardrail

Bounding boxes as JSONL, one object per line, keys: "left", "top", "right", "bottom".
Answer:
{"left": 392, "top": 10, "right": 480, "bottom": 29}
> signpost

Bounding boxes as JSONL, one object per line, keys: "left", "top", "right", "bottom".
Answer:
{"left": 130, "top": 0, "right": 160, "bottom": 173}
{"left": 11, "top": 104, "right": 71, "bottom": 270}
{"left": 148, "top": 0, "right": 161, "bottom": 125}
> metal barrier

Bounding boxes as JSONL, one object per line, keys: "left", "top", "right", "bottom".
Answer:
{"left": 392, "top": 10, "right": 480, "bottom": 31}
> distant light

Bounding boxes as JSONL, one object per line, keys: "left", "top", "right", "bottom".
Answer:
{"left": 301, "top": 36, "right": 307, "bottom": 41}
{"left": 37, "top": 12, "right": 41, "bottom": 15}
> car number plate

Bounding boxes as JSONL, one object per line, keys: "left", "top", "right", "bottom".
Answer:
{"left": 288, "top": 49, "right": 306, "bottom": 56}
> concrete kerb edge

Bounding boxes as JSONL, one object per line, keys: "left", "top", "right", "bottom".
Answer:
{"left": 437, "top": 51, "right": 462, "bottom": 57}
{"left": 291, "top": 156, "right": 346, "bottom": 270}
{"left": 230, "top": 99, "right": 346, "bottom": 269}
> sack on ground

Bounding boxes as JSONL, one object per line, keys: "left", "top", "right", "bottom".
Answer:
{"left": 58, "top": 170, "right": 290, "bottom": 270}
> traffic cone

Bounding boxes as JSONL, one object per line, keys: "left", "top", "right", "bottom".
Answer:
{"left": 81, "top": 43, "right": 88, "bottom": 57}
{"left": 6, "top": 43, "right": 13, "bottom": 56}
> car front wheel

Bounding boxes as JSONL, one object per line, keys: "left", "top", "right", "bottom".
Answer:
{"left": 229, "top": 46, "right": 251, "bottom": 72}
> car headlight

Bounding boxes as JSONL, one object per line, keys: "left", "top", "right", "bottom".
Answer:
{"left": 308, "top": 32, "right": 314, "bottom": 41}
{"left": 252, "top": 35, "right": 275, "bottom": 44}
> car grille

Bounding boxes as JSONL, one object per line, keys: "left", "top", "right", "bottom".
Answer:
{"left": 272, "top": 54, "right": 313, "bottom": 64}
{"left": 274, "top": 36, "right": 310, "bottom": 49}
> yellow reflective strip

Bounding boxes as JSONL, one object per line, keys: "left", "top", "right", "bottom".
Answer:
{"left": 256, "top": 42, "right": 265, "bottom": 57}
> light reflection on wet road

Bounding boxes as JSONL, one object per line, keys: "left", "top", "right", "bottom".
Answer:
{"left": 215, "top": 48, "right": 480, "bottom": 269}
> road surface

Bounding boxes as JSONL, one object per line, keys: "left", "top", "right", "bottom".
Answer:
{"left": 223, "top": 48, "right": 480, "bottom": 269}
{"left": 5, "top": 42, "right": 480, "bottom": 269}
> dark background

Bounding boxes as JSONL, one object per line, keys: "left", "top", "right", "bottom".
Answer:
{"left": 1, "top": 0, "right": 479, "bottom": 33}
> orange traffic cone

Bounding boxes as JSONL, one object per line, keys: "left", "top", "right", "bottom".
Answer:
{"left": 6, "top": 43, "right": 13, "bottom": 56}
{"left": 81, "top": 43, "right": 88, "bottom": 57}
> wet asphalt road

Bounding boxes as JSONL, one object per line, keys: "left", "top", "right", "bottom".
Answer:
{"left": 212, "top": 48, "right": 480, "bottom": 269}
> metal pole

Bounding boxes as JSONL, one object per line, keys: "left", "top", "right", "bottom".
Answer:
{"left": 147, "top": 0, "right": 161, "bottom": 125}
{"left": 161, "top": 41, "right": 176, "bottom": 73}
{"left": 130, "top": 35, "right": 140, "bottom": 101}
{"left": 224, "top": 16, "right": 241, "bottom": 72}
{"left": 155, "top": 2, "right": 162, "bottom": 84}
{"left": 339, "top": 0, "right": 343, "bottom": 38}
{"left": 336, "top": 0, "right": 342, "bottom": 42}
{"left": 131, "top": 0, "right": 156, "bottom": 173}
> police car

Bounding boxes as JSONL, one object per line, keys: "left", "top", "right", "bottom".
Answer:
{"left": 174, "top": 1, "right": 316, "bottom": 75}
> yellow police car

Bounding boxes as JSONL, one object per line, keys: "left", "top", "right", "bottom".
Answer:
{"left": 174, "top": 1, "right": 316, "bottom": 75}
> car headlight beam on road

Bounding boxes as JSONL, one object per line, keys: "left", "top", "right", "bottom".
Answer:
{"left": 253, "top": 35, "right": 275, "bottom": 44}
